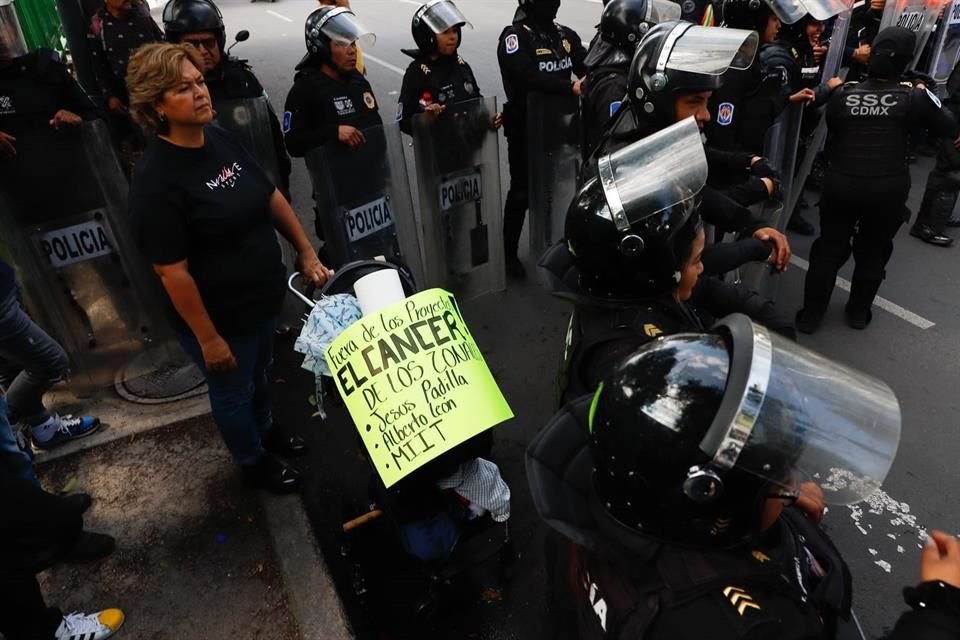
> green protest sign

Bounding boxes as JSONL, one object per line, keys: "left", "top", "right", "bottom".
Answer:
{"left": 325, "top": 288, "right": 513, "bottom": 487}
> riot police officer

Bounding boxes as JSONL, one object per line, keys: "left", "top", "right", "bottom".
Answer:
{"left": 497, "top": 0, "right": 587, "bottom": 278}
{"left": 162, "top": 0, "right": 291, "bottom": 197}
{"left": 396, "top": 0, "right": 501, "bottom": 135}
{"left": 796, "top": 27, "right": 960, "bottom": 333}
{"left": 528, "top": 316, "right": 960, "bottom": 639}
{"left": 283, "top": 6, "right": 380, "bottom": 157}
{"left": 540, "top": 118, "right": 712, "bottom": 404}
{"left": 580, "top": 0, "right": 680, "bottom": 155}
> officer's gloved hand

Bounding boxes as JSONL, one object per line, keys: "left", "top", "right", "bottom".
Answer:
{"left": 905, "top": 69, "right": 937, "bottom": 91}
{"left": 749, "top": 157, "right": 779, "bottom": 180}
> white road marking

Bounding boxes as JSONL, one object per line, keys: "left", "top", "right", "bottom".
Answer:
{"left": 396, "top": 0, "right": 422, "bottom": 5}
{"left": 363, "top": 52, "right": 407, "bottom": 76}
{"left": 265, "top": 9, "right": 293, "bottom": 23}
{"left": 789, "top": 255, "right": 936, "bottom": 330}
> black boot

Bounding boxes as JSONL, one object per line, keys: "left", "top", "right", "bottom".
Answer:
{"left": 263, "top": 425, "right": 309, "bottom": 458}
{"left": 795, "top": 308, "right": 823, "bottom": 335}
{"left": 243, "top": 454, "right": 301, "bottom": 494}
{"left": 505, "top": 254, "right": 526, "bottom": 278}
{"left": 909, "top": 224, "right": 954, "bottom": 246}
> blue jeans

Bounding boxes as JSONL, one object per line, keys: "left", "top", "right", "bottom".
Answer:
{"left": 175, "top": 318, "right": 277, "bottom": 466}
{"left": 0, "top": 287, "right": 70, "bottom": 425}
{"left": 0, "top": 393, "right": 38, "bottom": 486}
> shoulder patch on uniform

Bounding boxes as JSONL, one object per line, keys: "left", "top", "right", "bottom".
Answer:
{"left": 363, "top": 91, "right": 376, "bottom": 110}
{"left": 505, "top": 33, "right": 519, "bottom": 54}
{"left": 609, "top": 100, "right": 622, "bottom": 118}
{"left": 926, "top": 87, "right": 942, "bottom": 108}
{"left": 420, "top": 63, "right": 431, "bottom": 75}
{"left": 723, "top": 586, "right": 761, "bottom": 616}
{"left": 457, "top": 55, "right": 465, "bottom": 65}
{"left": 282, "top": 110, "right": 292, "bottom": 133}
{"left": 717, "top": 102, "right": 735, "bottom": 126}
{"left": 562, "top": 38, "right": 572, "bottom": 54}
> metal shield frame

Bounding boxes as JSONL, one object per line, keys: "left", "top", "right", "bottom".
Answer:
{"left": 410, "top": 95, "right": 505, "bottom": 301}
{"left": 928, "top": 0, "right": 960, "bottom": 82}
{"left": 527, "top": 92, "right": 583, "bottom": 263}
{"left": 0, "top": 119, "right": 173, "bottom": 394}
{"left": 213, "top": 95, "right": 282, "bottom": 188}
{"left": 304, "top": 122, "right": 423, "bottom": 284}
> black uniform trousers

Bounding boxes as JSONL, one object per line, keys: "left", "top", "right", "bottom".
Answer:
{"left": 0, "top": 477, "right": 84, "bottom": 639}
{"left": 503, "top": 129, "right": 529, "bottom": 259}
{"left": 914, "top": 138, "right": 960, "bottom": 233}
{"left": 803, "top": 174, "right": 909, "bottom": 317}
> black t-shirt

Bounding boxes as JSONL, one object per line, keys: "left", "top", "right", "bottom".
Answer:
{"left": 129, "top": 125, "right": 285, "bottom": 337}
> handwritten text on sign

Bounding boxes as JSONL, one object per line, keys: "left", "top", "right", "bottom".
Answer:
{"left": 325, "top": 289, "right": 512, "bottom": 487}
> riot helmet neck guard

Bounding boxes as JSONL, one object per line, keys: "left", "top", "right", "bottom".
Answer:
{"left": 410, "top": 0, "right": 471, "bottom": 56}
{"left": 627, "top": 21, "right": 757, "bottom": 133}
{"left": 588, "top": 313, "right": 901, "bottom": 548}
{"left": 162, "top": 0, "right": 227, "bottom": 53}
{"left": 566, "top": 117, "right": 708, "bottom": 298}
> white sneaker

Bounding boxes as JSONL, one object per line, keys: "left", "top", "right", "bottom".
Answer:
{"left": 55, "top": 609, "right": 125, "bottom": 640}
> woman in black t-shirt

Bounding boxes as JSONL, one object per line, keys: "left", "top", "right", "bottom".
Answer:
{"left": 126, "top": 43, "right": 330, "bottom": 494}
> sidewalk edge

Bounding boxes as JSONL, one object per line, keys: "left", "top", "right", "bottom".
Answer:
{"left": 260, "top": 494, "right": 354, "bottom": 640}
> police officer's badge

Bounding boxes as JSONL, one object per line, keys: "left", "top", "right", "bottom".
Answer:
{"left": 562, "top": 38, "right": 571, "bottom": 53}
{"left": 363, "top": 91, "right": 377, "bottom": 110}
{"left": 717, "top": 102, "right": 735, "bottom": 126}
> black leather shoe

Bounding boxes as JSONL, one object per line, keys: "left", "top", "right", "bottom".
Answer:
{"left": 795, "top": 309, "right": 823, "bottom": 335}
{"left": 910, "top": 224, "right": 954, "bottom": 246}
{"left": 845, "top": 306, "right": 873, "bottom": 330}
{"left": 263, "top": 428, "right": 309, "bottom": 458}
{"left": 505, "top": 255, "right": 526, "bottom": 279}
{"left": 62, "top": 531, "right": 115, "bottom": 563}
{"left": 61, "top": 492, "right": 93, "bottom": 515}
{"left": 243, "top": 454, "right": 301, "bottom": 494}
{"left": 787, "top": 214, "right": 816, "bottom": 236}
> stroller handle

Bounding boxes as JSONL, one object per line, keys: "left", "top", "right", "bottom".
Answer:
{"left": 287, "top": 272, "right": 316, "bottom": 309}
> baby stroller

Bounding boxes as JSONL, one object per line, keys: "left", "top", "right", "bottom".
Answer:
{"left": 288, "top": 259, "right": 514, "bottom": 634}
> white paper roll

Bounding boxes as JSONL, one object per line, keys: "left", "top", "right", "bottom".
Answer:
{"left": 353, "top": 269, "right": 407, "bottom": 317}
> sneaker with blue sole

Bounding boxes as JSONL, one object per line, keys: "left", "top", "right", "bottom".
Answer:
{"left": 31, "top": 414, "right": 101, "bottom": 450}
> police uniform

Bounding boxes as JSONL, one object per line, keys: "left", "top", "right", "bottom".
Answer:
{"left": 912, "top": 63, "right": 960, "bottom": 239}
{"left": 87, "top": 3, "right": 163, "bottom": 105}
{"left": 705, "top": 60, "right": 787, "bottom": 158}
{"left": 800, "top": 78, "right": 959, "bottom": 323}
{"left": 844, "top": 0, "right": 884, "bottom": 82}
{"left": 282, "top": 66, "right": 382, "bottom": 157}
{"left": 207, "top": 57, "right": 291, "bottom": 195}
{"left": 581, "top": 56, "right": 628, "bottom": 158}
{"left": 0, "top": 49, "right": 98, "bottom": 136}
{"left": 497, "top": 15, "right": 587, "bottom": 263}
{"left": 396, "top": 53, "right": 481, "bottom": 135}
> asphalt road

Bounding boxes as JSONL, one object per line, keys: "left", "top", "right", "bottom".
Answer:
{"left": 186, "top": 0, "right": 960, "bottom": 636}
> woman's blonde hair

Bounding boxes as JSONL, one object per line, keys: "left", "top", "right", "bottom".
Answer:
{"left": 126, "top": 43, "right": 205, "bottom": 134}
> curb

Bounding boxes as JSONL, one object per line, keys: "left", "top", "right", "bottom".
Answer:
{"left": 260, "top": 494, "right": 354, "bottom": 640}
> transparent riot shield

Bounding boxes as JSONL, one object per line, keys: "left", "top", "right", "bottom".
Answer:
{"left": 213, "top": 96, "right": 282, "bottom": 188}
{"left": 929, "top": 0, "right": 960, "bottom": 83}
{"left": 764, "top": 103, "right": 804, "bottom": 233}
{"left": 410, "top": 96, "right": 505, "bottom": 301}
{"left": 305, "top": 122, "right": 423, "bottom": 283}
{"left": 527, "top": 92, "right": 583, "bottom": 262}
{"left": 879, "top": 0, "right": 945, "bottom": 67}
{"left": 0, "top": 119, "right": 174, "bottom": 395}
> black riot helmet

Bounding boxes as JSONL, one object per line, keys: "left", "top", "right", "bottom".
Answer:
{"left": 303, "top": 6, "right": 375, "bottom": 67}
{"left": 516, "top": 0, "right": 562, "bottom": 25}
{"left": 588, "top": 314, "right": 902, "bottom": 548}
{"left": 627, "top": 21, "right": 758, "bottom": 132}
{"left": 566, "top": 117, "right": 708, "bottom": 298}
{"left": 721, "top": 0, "right": 774, "bottom": 33}
{"left": 598, "top": 0, "right": 682, "bottom": 56}
{"left": 410, "top": 0, "right": 472, "bottom": 54}
{"left": 162, "top": 0, "right": 226, "bottom": 51}
{"left": 869, "top": 26, "right": 917, "bottom": 79}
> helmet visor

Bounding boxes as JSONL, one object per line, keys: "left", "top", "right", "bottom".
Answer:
{"left": 421, "top": 0, "right": 473, "bottom": 34}
{"left": 768, "top": 0, "right": 851, "bottom": 24}
{"left": 704, "top": 315, "right": 901, "bottom": 505}
{"left": 597, "top": 117, "right": 708, "bottom": 232}
{"left": 0, "top": 1, "right": 27, "bottom": 61}
{"left": 662, "top": 24, "right": 758, "bottom": 75}
{"left": 319, "top": 7, "right": 376, "bottom": 47}
{"left": 647, "top": 0, "right": 683, "bottom": 23}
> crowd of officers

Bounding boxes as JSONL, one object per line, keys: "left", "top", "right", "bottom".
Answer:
{"left": 4, "top": 0, "right": 960, "bottom": 637}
